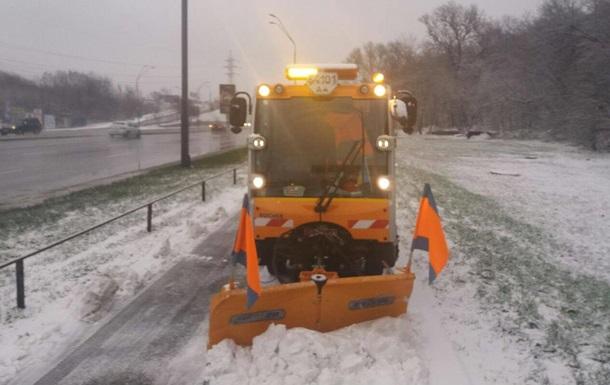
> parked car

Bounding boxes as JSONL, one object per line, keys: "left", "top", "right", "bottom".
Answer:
{"left": 108, "top": 121, "right": 141, "bottom": 138}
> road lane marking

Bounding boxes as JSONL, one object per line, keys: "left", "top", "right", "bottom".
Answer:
{"left": 108, "top": 152, "right": 131, "bottom": 159}
{"left": 0, "top": 168, "right": 23, "bottom": 176}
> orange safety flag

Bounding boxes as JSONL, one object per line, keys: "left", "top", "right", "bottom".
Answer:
{"left": 411, "top": 184, "right": 450, "bottom": 284}
{"left": 232, "top": 194, "right": 262, "bottom": 308}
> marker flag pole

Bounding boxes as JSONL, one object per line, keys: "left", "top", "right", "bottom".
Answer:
{"left": 410, "top": 184, "right": 450, "bottom": 284}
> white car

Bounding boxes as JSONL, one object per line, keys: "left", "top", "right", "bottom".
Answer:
{"left": 108, "top": 121, "right": 141, "bottom": 138}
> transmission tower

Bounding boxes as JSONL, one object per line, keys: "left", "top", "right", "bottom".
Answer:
{"left": 224, "top": 51, "right": 238, "bottom": 84}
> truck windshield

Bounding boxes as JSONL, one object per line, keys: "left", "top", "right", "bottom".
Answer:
{"left": 253, "top": 97, "right": 388, "bottom": 198}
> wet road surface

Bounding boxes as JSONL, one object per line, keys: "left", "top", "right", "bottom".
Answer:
{"left": 0, "top": 127, "right": 247, "bottom": 207}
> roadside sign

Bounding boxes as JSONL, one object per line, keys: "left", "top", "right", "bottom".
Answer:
{"left": 219, "top": 84, "right": 236, "bottom": 114}
{"left": 307, "top": 72, "right": 338, "bottom": 95}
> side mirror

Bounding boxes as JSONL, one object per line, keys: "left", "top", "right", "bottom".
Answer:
{"left": 229, "top": 96, "right": 247, "bottom": 129}
{"left": 394, "top": 91, "right": 418, "bottom": 135}
{"left": 390, "top": 98, "right": 408, "bottom": 125}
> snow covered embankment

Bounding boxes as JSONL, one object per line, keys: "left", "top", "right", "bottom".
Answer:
{"left": 0, "top": 168, "right": 244, "bottom": 385}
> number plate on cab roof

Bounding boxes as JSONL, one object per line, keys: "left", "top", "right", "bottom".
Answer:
{"left": 307, "top": 72, "right": 338, "bottom": 95}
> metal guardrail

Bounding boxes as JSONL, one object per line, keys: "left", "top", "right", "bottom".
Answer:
{"left": 0, "top": 166, "right": 243, "bottom": 309}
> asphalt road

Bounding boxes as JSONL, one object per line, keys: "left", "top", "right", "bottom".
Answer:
{"left": 0, "top": 127, "right": 247, "bottom": 207}
{"left": 29, "top": 216, "right": 236, "bottom": 385}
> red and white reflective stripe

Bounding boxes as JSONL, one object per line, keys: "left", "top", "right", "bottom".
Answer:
{"left": 254, "top": 217, "right": 294, "bottom": 228}
{"left": 348, "top": 219, "right": 389, "bottom": 229}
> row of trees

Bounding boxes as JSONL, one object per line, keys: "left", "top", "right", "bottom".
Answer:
{"left": 347, "top": 0, "right": 610, "bottom": 148}
{"left": 0, "top": 70, "right": 154, "bottom": 124}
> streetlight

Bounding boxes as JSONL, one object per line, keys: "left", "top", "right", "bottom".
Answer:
{"left": 196, "top": 81, "right": 212, "bottom": 110}
{"left": 135, "top": 65, "right": 155, "bottom": 97}
{"left": 135, "top": 65, "right": 154, "bottom": 125}
{"left": 269, "top": 13, "right": 296, "bottom": 64}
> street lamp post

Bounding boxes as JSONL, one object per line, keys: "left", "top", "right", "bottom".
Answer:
{"left": 269, "top": 14, "right": 296, "bottom": 64}
{"left": 135, "top": 65, "right": 154, "bottom": 125}
{"left": 196, "top": 81, "right": 211, "bottom": 110}
{"left": 181, "top": 0, "right": 191, "bottom": 167}
{"left": 135, "top": 65, "right": 155, "bottom": 97}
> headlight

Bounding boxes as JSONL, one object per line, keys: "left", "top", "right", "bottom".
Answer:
{"left": 251, "top": 174, "right": 265, "bottom": 189}
{"left": 374, "top": 84, "right": 387, "bottom": 97}
{"left": 248, "top": 134, "right": 266, "bottom": 150}
{"left": 258, "top": 84, "right": 271, "bottom": 97}
{"left": 377, "top": 176, "right": 391, "bottom": 191}
{"left": 375, "top": 135, "right": 395, "bottom": 151}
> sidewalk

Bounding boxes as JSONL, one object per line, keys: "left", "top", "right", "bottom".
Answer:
{"left": 24, "top": 216, "right": 237, "bottom": 385}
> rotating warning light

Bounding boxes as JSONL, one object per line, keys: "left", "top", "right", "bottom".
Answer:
{"left": 286, "top": 66, "right": 319, "bottom": 80}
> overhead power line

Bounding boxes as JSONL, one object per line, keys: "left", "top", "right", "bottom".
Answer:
{"left": 0, "top": 39, "right": 152, "bottom": 67}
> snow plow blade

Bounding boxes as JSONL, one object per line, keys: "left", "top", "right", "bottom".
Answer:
{"left": 208, "top": 271, "right": 415, "bottom": 347}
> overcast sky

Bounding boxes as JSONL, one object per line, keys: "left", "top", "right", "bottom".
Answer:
{"left": 0, "top": 0, "right": 542, "bottom": 96}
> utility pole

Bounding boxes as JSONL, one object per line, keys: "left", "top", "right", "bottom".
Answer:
{"left": 224, "top": 51, "right": 238, "bottom": 84}
{"left": 180, "top": 0, "right": 190, "bottom": 167}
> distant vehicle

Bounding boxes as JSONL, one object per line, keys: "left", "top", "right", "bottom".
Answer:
{"left": 0, "top": 123, "right": 16, "bottom": 136}
{"left": 208, "top": 122, "right": 226, "bottom": 132}
{"left": 108, "top": 121, "right": 141, "bottom": 138}
{"left": 7, "top": 118, "right": 43, "bottom": 135}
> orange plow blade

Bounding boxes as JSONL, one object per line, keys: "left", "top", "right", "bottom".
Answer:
{"left": 208, "top": 270, "right": 415, "bottom": 347}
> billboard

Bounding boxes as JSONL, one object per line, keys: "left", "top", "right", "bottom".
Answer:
{"left": 219, "top": 84, "right": 236, "bottom": 114}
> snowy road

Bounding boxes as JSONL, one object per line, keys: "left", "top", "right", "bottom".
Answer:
{"left": 29, "top": 217, "right": 236, "bottom": 385}
{"left": 0, "top": 128, "right": 247, "bottom": 208}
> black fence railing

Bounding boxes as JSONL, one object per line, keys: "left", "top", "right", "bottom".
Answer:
{"left": 0, "top": 166, "right": 243, "bottom": 309}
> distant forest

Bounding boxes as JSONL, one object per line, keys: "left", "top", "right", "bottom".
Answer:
{"left": 347, "top": 0, "right": 610, "bottom": 148}
{"left": 0, "top": 70, "right": 157, "bottom": 124}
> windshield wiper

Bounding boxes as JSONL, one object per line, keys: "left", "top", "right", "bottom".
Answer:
{"left": 315, "top": 140, "right": 363, "bottom": 213}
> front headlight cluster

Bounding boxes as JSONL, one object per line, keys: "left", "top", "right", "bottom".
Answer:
{"left": 251, "top": 174, "right": 265, "bottom": 189}
{"left": 248, "top": 134, "right": 266, "bottom": 150}
{"left": 375, "top": 135, "right": 395, "bottom": 151}
{"left": 376, "top": 176, "right": 391, "bottom": 191}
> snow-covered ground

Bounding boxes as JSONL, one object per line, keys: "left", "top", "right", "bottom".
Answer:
{"left": 0, "top": 164, "right": 246, "bottom": 384}
{"left": 202, "top": 136, "right": 610, "bottom": 385}
{"left": 2, "top": 135, "right": 609, "bottom": 385}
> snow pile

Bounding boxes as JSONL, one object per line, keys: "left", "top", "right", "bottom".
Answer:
{"left": 204, "top": 319, "right": 426, "bottom": 385}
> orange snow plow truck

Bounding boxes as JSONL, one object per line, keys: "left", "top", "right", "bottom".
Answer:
{"left": 208, "top": 64, "right": 418, "bottom": 347}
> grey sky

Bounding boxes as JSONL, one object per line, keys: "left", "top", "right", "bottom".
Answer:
{"left": 0, "top": 0, "right": 542, "bottom": 96}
